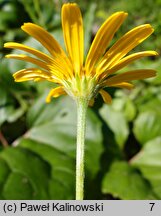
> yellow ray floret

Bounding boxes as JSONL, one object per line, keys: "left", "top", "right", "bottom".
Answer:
{"left": 62, "top": 3, "right": 84, "bottom": 75}
{"left": 107, "top": 82, "right": 134, "bottom": 90}
{"left": 46, "top": 86, "right": 66, "bottom": 103}
{"left": 99, "top": 89, "right": 112, "bottom": 104}
{"left": 4, "top": 42, "right": 53, "bottom": 63}
{"left": 21, "top": 23, "right": 65, "bottom": 57}
{"left": 104, "top": 69, "right": 156, "bottom": 86}
{"left": 13, "top": 68, "right": 53, "bottom": 82}
{"left": 5, "top": 54, "right": 49, "bottom": 70}
{"left": 97, "top": 24, "right": 154, "bottom": 74}
{"left": 107, "top": 51, "right": 158, "bottom": 75}
{"left": 85, "top": 11, "right": 128, "bottom": 75}
{"left": 21, "top": 23, "right": 72, "bottom": 71}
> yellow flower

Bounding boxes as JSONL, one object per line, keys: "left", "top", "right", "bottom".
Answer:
{"left": 4, "top": 3, "right": 157, "bottom": 105}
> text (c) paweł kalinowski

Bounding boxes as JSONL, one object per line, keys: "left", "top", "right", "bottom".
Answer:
{"left": 20, "top": 202, "right": 104, "bottom": 212}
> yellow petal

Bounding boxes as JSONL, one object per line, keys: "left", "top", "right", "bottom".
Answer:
{"left": 48, "top": 56, "right": 73, "bottom": 80}
{"left": 107, "top": 51, "right": 158, "bottom": 75}
{"left": 107, "top": 82, "right": 134, "bottom": 90}
{"left": 97, "top": 24, "right": 154, "bottom": 73}
{"left": 104, "top": 69, "right": 156, "bottom": 86}
{"left": 6, "top": 53, "right": 72, "bottom": 81}
{"left": 5, "top": 54, "right": 49, "bottom": 70}
{"left": 13, "top": 68, "right": 52, "bottom": 82}
{"left": 34, "top": 78, "right": 46, "bottom": 82}
{"left": 21, "top": 23, "right": 65, "bottom": 57}
{"left": 99, "top": 89, "right": 112, "bottom": 104}
{"left": 62, "top": 3, "right": 84, "bottom": 75}
{"left": 21, "top": 23, "right": 72, "bottom": 72}
{"left": 4, "top": 42, "right": 53, "bottom": 63}
{"left": 86, "top": 12, "right": 127, "bottom": 75}
{"left": 46, "top": 86, "right": 66, "bottom": 103}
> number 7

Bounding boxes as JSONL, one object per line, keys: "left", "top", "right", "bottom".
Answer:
{"left": 149, "top": 203, "right": 155, "bottom": 211}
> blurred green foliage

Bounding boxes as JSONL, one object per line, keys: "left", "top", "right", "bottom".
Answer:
{"left": 0, "top": 0, "right": 161, "bottom": 199}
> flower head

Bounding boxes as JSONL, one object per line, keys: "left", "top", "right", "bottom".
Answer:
{"left": 4, "top": 3, "right": 157, "bottom": 105}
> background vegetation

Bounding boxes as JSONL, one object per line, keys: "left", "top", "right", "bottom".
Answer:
{"left": 0, "top": 0, "right": 161, "bottom": 199}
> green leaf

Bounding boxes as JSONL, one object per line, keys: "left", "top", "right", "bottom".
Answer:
{"left": 26, "top": 93, "right": 64, "bottom": 128}
{"left": 0, "top": 159, "right": 10, "bottom": 184}
{"left": 3, "top": 172, "right": 34, "bottom": 200}
{"left": 99, "top": 104, "right": 129, "bottom": 148}
{"left": 0, "top": 59, "right": 19, "bottom": 90}
{"left": 20, "top": 138, "right": 75, "bottom": 199}
{"left": 0, "top": 59, "right": 28, "bottom": 125}
{"left": 26, "top": 95, "right": 103, "bottom": 178}
{"left": 111, "top": 95, "right": 136, "bottom": 121}
{"left": 124, "top": 98, "right": 136, "bottom": 121}
{"left": 133, "top": 111, "right": 161, "bottom": 145}
{"left": 0, "top": 147, "right": 50, "bottom": 199}
{"left": 0, "top": 158, "right": 10, "bottom": 199}
{"left": 131, "top": 137, "right": 161, "bottom": 198}
{"left": 102, "top": 161, "right": 156, "bottom": 199}
{"left": 137, "top": 92, "right": 161, "bottom": 114}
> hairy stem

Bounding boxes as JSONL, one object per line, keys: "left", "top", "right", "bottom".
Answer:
{"left": 76, "top": 98, "right": 88, "bottom": 200}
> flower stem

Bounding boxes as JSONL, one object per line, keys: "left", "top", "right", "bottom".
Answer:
{"left": 76, "top": 97, "right": 88, "bottom": 200}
